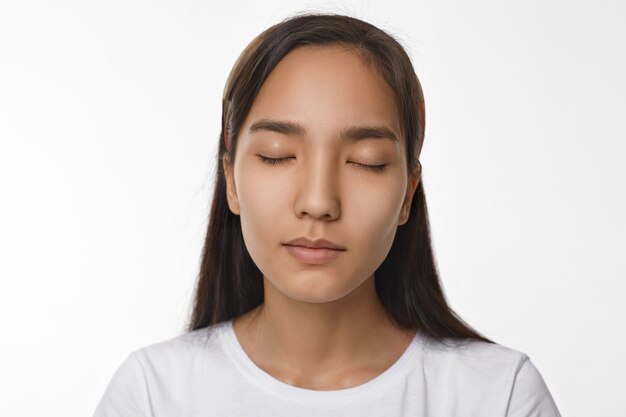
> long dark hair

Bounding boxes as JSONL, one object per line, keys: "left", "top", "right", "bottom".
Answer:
{"left": 187, "top": 11, "right": 494, "bottom": 345}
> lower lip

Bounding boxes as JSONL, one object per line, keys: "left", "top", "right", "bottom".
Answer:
{"left": 283, "top": 245, "right": 345, "bottom": 264}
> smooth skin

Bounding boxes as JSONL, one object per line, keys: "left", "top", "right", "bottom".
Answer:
{"left": 223, "top": 44, "right": 421, "bottom": 390}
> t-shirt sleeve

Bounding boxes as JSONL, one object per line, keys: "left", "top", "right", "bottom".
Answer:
{"left": 505, "top": 356, "right": 562, "bottom": 417}
{"left": 92, "top": 350, "right": 152, "bottom": 417}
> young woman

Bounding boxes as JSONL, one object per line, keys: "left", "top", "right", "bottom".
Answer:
{"left": 93, "top": 12, "right": 562, "bottom": 417}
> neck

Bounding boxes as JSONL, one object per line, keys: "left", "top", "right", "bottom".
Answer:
{"left": 232, "top": 273, "right": 417, "bottom": 388}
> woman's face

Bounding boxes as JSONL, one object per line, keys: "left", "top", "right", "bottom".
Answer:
{"left": 223, "top": 45, "right": 420, "bottom": 304}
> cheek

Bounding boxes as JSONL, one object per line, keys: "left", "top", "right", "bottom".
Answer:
{"left": 345, "top": 183, "right": 404, "bottom": 264}
{"left": 235, "top": 166, "right": 290, "bottom": 263}
{"left": 237, "top": 165, "right": 291, "bottom": 223}
{"left": 347, "top": 173, "right": 405, "bottom": 232}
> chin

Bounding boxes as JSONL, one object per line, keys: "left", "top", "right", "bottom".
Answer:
{"left": 265, "top": 272, "right": 364, "bottom": 304}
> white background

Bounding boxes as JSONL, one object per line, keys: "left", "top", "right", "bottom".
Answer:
{"left": 1, "top": 0, "right": 624, "bottom": 416}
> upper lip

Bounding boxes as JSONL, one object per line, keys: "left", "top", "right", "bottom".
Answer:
{"left": 284, "top": 237, "right": 346, "bottom": 250}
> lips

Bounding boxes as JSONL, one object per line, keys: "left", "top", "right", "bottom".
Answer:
{"left": 283, "top": 236, "right": 346, "bottom": 250}
{"left": 283, "top": 244, "right": 344, "bottom": 264}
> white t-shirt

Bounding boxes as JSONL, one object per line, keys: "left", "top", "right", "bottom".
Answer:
{"left": 93, "top": 319, "right": 562, "bottom": 417}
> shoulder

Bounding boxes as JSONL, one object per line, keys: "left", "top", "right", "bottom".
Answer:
{"left": 131, "top": 321, "right": 229, "bottom": 377}
{"left": 418, "top": 334, "right": 530, "bottom": 383}
{"left": 93, "top": 322, "right": 230, "bottom": 417}
{"left": 414, "top": 334, "right": 562, "bottom": 416}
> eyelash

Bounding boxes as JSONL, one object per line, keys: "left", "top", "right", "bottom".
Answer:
{"left": 255, "top": 155, "right": 387, "bottom": 174}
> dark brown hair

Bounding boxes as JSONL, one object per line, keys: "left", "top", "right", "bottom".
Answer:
{"left": 187, "top": 11, "right": 494, "bottom": 345}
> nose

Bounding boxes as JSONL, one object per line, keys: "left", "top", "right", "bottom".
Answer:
{"left": 293, "top": 154, "right": 341, "bottom": 221}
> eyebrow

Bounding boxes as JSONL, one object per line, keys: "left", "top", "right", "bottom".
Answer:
{"left": 248, "top": 119, "right": 399, "bottom": 142}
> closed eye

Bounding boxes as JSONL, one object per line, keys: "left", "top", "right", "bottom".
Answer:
{"left": 256, "top": 155, "right": 294, "bottom": 166}
{"left": 255, "top": 155, "right": 387, "bottom": 174}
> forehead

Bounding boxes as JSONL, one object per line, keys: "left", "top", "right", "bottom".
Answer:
{"left": 243, "top": 45, "right": 402, "bottom": 142}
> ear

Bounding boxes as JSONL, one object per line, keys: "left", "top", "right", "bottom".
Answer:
{"left": 222, "top": 154, "right": 241, "bottom": 216}
{"left": 398, "top": 164, "right": 421, "bottom": 226}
